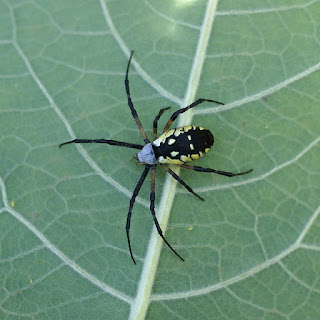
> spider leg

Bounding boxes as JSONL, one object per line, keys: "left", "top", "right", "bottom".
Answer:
{"left": 161, "top": 164, "right": 204, "bottom": 201}
{"left": 150, "top": 165, "right": 184, "bottom": 262}
{"left": 153, "top": 107, "right": 170, "bottom": 140}
{"left": 126, "top": 165, "right": 150, "bottom": 264}
{"left": 178, "top": 164, "right": 253, "bottom": 177}
{"left": 125, "top": 51, "right": 150, "bottom": 144}
{"left": 163, "top": 98, "right": 224, "bottom": 133}
{"left": 59, "top": 138, "right": 144, "bottom": 150}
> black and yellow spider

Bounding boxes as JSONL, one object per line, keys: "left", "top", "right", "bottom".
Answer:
{"left": 60, "top": 51, "right": 253, "bottom": 264}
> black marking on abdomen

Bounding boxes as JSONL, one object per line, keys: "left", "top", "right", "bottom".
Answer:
{"left": 153, "top": 126, "right": 214, "bottom": 162}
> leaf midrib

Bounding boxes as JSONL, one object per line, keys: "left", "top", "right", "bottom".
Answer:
{"left": 130, "top": 1, "right": 221, "bottom": 319}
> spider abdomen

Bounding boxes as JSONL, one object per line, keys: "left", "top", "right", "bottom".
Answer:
{"left": 152, "top": 126, "right": 214, "bottom": 164}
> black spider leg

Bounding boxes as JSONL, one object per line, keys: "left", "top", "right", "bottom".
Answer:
{"left": 150, "top": 165, "right": 184, "bottom": 261}
{"left": 153, "top": 107, "right": 170, "bottom": 140}
{"left": 161, "top": 164, "right": 204, "bottom": 201}
{"left": 126, "top": 165, "right": 151, "bottom": 264}
{"left": 163, "top": 98, "right": 224, "bottom": 133}
{"left": 178, "top": 164, "right": 253, "bottom": 177}
{"left": 59, "top": 139, "right": 144, "bottom": 150}
{"left": 125, "top": 51, "right": 150, "bottom": 144}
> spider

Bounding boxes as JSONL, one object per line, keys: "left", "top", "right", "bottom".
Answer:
{"left": 59, "top": 51, "right": 253, "bottom": 264}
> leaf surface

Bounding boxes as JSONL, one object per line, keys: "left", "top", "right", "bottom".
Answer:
{"left": 0, "top": 0, "right": 319, "bottom": 319}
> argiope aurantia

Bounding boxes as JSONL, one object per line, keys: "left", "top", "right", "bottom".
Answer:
{"left": 60, "top": 51, "right": 253, "bottom": 264}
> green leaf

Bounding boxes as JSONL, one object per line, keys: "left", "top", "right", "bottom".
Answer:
{"left": 1, "top": 0, "right": 319, "bottom": 319}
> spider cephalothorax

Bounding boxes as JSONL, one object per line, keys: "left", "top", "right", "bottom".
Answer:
{"left": 60, "top": 51, "right": 252, "bottom": 264}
